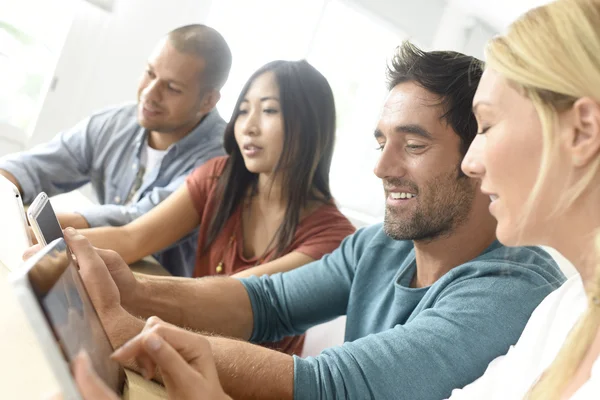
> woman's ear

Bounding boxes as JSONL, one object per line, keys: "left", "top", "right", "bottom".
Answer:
{"left": 568, "top": 97, "right": 600, "bottom": 167}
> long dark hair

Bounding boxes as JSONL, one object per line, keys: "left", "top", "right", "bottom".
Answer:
{"left": 203, "top": 60, "right": 336, "bottom": 257}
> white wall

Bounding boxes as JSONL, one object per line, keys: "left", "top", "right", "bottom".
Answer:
{"left": 30, "top": 0, "right": 542, "bottom": 222}
{"left": 31, "top": 0, "right": 214, "bottom": 146}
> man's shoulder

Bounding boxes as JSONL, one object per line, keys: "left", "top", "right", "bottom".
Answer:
{"left": 456, "top": 244, "right": 565, "bottom": 288}
{"left": 83, "top": 102, "right": 139, "bottom": 138}
{"left": 89, "top": 102, "right": 137, "bottom": 121}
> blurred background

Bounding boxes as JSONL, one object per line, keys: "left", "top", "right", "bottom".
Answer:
{"left": 0, "top": 0, "right": 550, "bottom": 224}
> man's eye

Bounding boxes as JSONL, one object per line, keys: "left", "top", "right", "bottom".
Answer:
{"left": 375, "top": 143, "right": 385, "bottom": 152}
{"left": 407, "top": 144, "right": 426, "bottom": 149}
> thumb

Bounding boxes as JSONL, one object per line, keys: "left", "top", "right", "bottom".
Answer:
{"left": 63, "top": 228, "right": 103, "bottom": 267}
{"left": 141, "top": 333, "right": 193, "bottom": 384}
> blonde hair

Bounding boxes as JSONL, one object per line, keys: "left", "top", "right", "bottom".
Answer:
{"left": 484, "top": 0, "right": 600, "bottom": 398}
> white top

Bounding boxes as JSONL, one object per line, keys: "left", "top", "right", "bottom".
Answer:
{"left": 447, "top": 274, "right": 600, "bottom": 399}
{"left": 130, "top": 142, "right": 167, "bottom": 204}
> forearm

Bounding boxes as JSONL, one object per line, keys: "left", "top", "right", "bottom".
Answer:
{"left": 57, "top": 212, "right": 90, "bottom": 229}
{"left": 209, "top": 335, "right": 294, "bottom": 400}
{"left": 130, "top": 275, "right": 254, "bottom": 340}
{"left": 80, "top": 226, "right": 140, "bottom": 263}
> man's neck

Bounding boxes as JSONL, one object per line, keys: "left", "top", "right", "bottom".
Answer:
{"left": 411, "top": 196, "right": 498, "bottom": 288}
{"left": 148, "top": 129, "right": 191, "bottom": 151}
{"left": 147, "top": 114, "right": 207, "bottom": 150}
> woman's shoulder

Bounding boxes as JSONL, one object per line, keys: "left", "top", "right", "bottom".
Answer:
{"left": 299, "top": 200, "right": 356, "bottom": 233}
{"left": 187, "top": 155, "right": 229, "bottom": 182}
{"left": 515, "top": 274, "right": 586, "bottom": 350}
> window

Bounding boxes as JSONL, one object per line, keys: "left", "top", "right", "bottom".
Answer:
{"left": 307, "top": 1, "right": 404, "bottom": 219}
{"left": 207, "top": 0, "right": 404, "bottom": 220}
{"left": 207, "top": 0, "right": 326, "bottom": 119}
{"left": 0, "top": 0, "right": 73, "bottom": 135}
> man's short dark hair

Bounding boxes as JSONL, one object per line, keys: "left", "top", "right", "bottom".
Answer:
{"left": 167, "top": 24, "right": 232, "bottom": 91}
{"left": 386, "top": 41, "right": 484, "bottom": 156}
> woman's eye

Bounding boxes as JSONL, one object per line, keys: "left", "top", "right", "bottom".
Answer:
{"left": 264, "top": 108, "right": 279, "bottom": 114}
{"left": 477, "top": 126, "right": 491, "bottom": 135}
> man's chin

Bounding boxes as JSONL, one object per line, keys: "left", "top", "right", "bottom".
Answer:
{"left": 137, "top": 118, "right": 168, "bottom": 133}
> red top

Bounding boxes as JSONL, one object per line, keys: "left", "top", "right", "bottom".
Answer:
{"left": 186, "top": 156, "right": 356, "bottom": 278}
{"left": 185, "top": 156, "right": 356, "bottom": 355}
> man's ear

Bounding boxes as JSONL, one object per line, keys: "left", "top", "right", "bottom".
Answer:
{"left": 198, "top": 89, "right": 221, "bottom": 116}
{"left": 568, "top": 97, "right": 600, "bottom": 167}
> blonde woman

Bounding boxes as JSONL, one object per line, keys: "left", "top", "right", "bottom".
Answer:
{"left": 452, "top": 0, "right": 600, "bottom": 398}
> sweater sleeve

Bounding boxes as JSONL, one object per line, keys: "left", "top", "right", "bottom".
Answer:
{"left": 240, "top": 229, "right": 368, "bottom": 343}
{"left": 292, "top": 266, "right": 559, "bottom": 400}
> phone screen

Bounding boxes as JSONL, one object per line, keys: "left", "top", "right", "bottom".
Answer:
{"left": 35, "top": 200, "right": 64, "bottom": 244}
{"left": 28, "top": 239, "right": 125, "bottom": 394}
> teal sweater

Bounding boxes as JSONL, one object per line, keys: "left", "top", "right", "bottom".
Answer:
{"left": 240, "top": 224, "right": 565, "bottom": 400}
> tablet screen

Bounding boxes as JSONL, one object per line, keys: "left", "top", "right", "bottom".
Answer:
{"left": 28, "top": 239, "right": 125, "bottom": 394}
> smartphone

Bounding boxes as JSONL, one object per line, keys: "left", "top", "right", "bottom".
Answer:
{"left": 27, "top": 192, "right": 64, "bottom": 246}
{"left": 10, "top": 238, "right": 125, "bottom": 398}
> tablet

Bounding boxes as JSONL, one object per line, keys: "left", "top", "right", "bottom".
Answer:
{"left": 0, "top": 175, "right": 31, "bottom": 271}
{"left": 10, "top": 238, "right": 125, "bottom": 399}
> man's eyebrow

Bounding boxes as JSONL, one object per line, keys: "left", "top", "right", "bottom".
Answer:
{"left": 374, "top": 129, "right": 384, "bottom": 139}
{"left": 394, "top": 124, "right": 433, "bottom": 139}
{"left": 145, "top": 63, "right": 186, "bottom": 87}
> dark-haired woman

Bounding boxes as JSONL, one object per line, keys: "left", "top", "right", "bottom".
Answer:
{"left": 80, "top": 60, "right": 356, "bottom": 355}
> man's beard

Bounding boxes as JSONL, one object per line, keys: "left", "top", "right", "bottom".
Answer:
{"left": 383, "top": 169, "right": 476, "bottom": 242}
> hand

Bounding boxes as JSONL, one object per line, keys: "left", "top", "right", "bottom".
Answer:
{"left": 63, "top": 228, "right": 123, "bottom": 319}
{"left": 72, "top": 351, "right": 119, "bottom": 400}
{"left": 112, "top": 317, "right": 231, "bottom": 400}
{"left": 57, "top": 212, "right": 91, "bottom": 229}
{"left": 24, "top": 228, "right": 140, "bottom": 307}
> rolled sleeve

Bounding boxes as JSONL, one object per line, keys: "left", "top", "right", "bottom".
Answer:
{"left": 75, "top": 172, "right": 187, "bottom": 227}
{"left": 0, "top": 117, "right": 97, "bottom": 203}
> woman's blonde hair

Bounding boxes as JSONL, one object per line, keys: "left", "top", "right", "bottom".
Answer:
{"left": 484, "top": 0, "right": 600, "bottom": 398}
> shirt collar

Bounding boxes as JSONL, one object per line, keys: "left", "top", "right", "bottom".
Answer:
{"left": 130, "top": 108, "right": 222, "bottom": 158}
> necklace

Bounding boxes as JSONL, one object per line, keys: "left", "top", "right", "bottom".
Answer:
{"left": 215, "top": 195, "right": 282, "bottom": 274}
{"left": 215, "top": 223, "right": 279, "bottom": 274}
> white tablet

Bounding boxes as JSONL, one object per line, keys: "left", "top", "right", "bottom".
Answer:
{"left": 10, "top": 238, "right": 125, "bottom": 399}
{"left": 0, "top": 175, "right": 31, "bottom": 271}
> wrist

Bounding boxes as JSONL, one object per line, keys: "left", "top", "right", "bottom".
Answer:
{"left": 122, "top": 274, "right": 148, "bottom": 313}
{"left": 104, "top": 306, "right": 144, "bottom": 349}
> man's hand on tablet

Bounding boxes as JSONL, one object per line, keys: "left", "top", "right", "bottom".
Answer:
{"left": 73, "top": 318, "right": 230, "bottom": 400}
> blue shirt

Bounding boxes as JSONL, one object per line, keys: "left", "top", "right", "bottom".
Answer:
{"left": 241, "top": 224, "right": 566, "bottom": 400}
{"left": 0, "top": 103, "right": 226, "bottom": 276}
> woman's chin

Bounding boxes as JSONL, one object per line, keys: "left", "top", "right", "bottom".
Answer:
{"left": 496, "top": 225, "right": 536, "bottom": 248}
{"left": 243, "top": 159, "right": 270, "bottom": 175}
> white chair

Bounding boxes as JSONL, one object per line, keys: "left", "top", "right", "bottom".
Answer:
{"left": 301, "top": 316, "right": 347, "bottom": 358}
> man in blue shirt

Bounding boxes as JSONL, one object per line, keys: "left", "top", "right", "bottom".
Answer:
{"left": 0, "top": 24, "right": 232, "bottom": 276}
{"left": 70, "top": 42, "right": 566, "bottom": 399}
